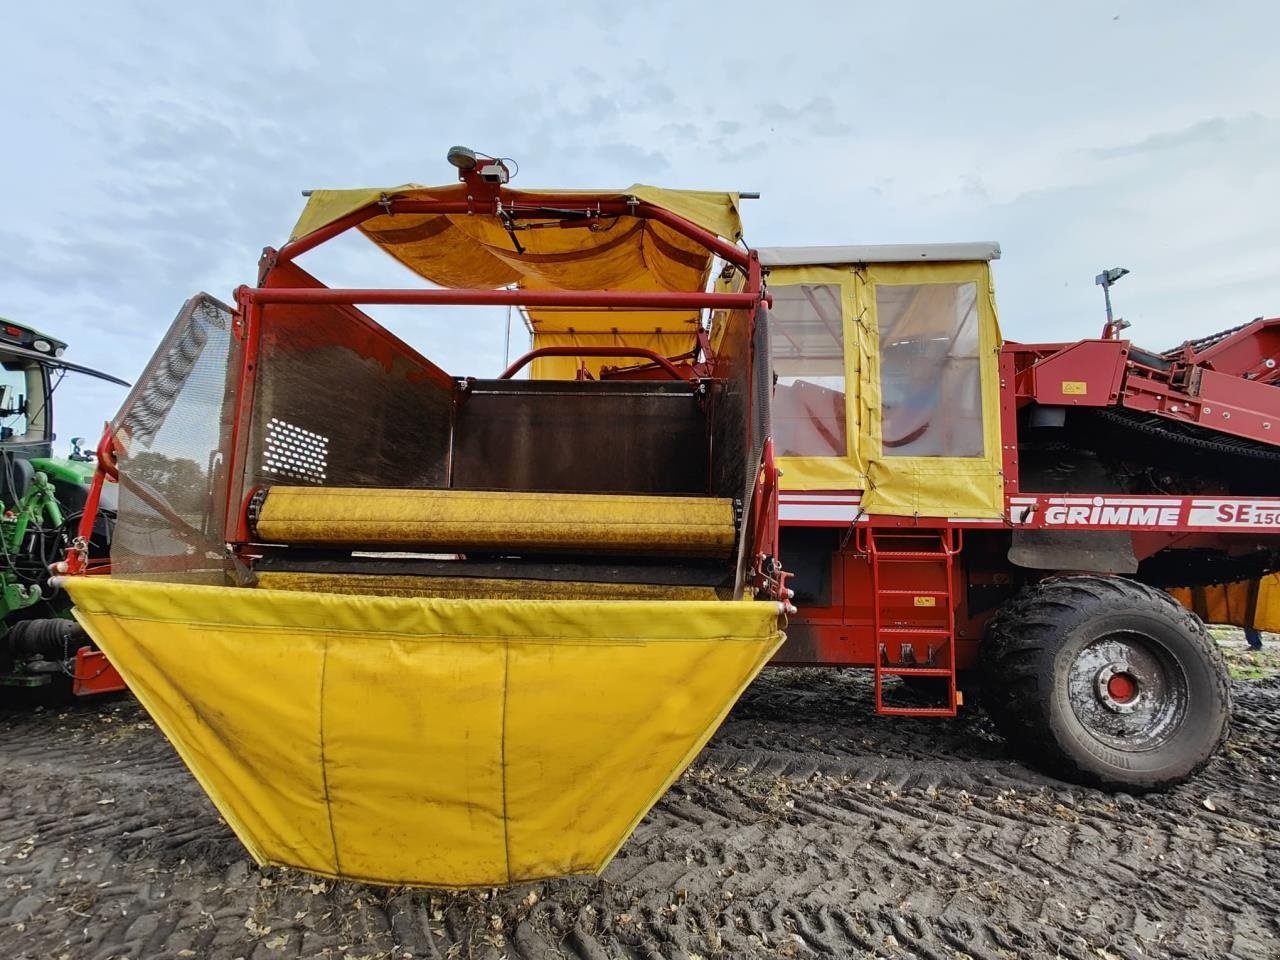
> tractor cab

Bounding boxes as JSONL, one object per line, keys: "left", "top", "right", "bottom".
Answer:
{"left": 0, "top": 317, "right": 128, "bottom": 692}
{"left": 0, "top": 322, "right": 64, "bottom": 457}
{"left": 760, "top": 243, "right": 1004, "bottom": 518}
{"left": 0, "top": 318, "right": 129, "bottom": 511}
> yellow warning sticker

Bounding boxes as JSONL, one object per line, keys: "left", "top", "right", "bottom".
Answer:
{"left": 1062, "top": 381, "right": 1088, "bottom": 395}
{"left": 914, "top": 596, "right": 937, "bottom": 607}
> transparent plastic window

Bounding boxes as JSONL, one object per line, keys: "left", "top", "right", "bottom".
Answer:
{"left": 876, "top": 282, "right": 984, "bottom": 458}
{"left": 768, "top": 284, "right": 846, "bottom": 458}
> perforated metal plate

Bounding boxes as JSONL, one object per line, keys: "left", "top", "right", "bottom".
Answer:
{"left": 263, "top": 418, "right": 328, "bottom": 484}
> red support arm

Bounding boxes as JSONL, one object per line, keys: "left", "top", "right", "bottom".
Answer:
{"left": 241, "top": 287, "right": 760, "bottom": 310}
{"left": 274, "top": 197, "right": 753, "bottom": 273}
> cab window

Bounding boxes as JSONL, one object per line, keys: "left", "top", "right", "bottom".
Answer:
{"left": 0, "top": 362, "right": 46, "bottom": 443}
{"left": 876, "top": 282, "right": 983, "bottom": 457}
{"left": 768, "top": 284, "right": 846, "bottom": 458}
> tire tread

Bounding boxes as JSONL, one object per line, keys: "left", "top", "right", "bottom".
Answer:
{"left": 979, "top": 575, "right": 1231, "bottom": 791}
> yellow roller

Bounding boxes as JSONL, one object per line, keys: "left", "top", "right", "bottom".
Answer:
{"left": 253, "top": 487, "right": 737, "bottom": 557}
{"left": 66, "top": 577, "right": 784, "bottom": 888}
{"left": 257, "top": 571, "right": 722, "bottom": 601}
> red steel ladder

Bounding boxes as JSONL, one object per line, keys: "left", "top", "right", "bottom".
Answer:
{"left": 861, "top": 526, "right": 962, "bottom": 717}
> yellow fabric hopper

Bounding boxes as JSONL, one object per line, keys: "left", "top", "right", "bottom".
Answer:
{"left": 79, "top": 175, "right": 783, "bottom": 889}
{"left": 67, "top": 577, "right": 782, "bottom": 888}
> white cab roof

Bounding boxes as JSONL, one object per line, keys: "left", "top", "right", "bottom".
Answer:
{"left": 758, "top": 242, "right": 1001, "bottom": 266}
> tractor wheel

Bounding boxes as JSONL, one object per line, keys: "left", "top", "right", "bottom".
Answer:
{"left": 979, "top": 575, "right": 1230, "bottom": 791}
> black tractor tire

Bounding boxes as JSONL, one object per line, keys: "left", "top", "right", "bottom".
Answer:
{"left": 980, "top": 575, "right": 1230, "bottom": 792}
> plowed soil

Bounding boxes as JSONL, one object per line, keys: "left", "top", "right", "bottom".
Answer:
{"left": 1, "top": 652, "right": 1277, "bottom": 960}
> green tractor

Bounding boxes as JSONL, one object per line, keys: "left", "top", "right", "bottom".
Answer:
{"left": 0, "top": 317, "right": 127, "bottom": 693}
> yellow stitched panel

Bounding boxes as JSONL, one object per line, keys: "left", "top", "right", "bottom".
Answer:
{"left": 66, "top": 577, "right": 783, "bottom": 888}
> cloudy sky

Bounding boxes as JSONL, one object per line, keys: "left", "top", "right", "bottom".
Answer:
{"left": 3, "top": 1, "right": 1279, "bottom": 448}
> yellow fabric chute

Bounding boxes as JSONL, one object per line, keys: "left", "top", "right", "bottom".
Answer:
{"left": 66, "top": 577, "right": 783, "bottom": 888}
{"left": 289, "top": 185, "right": 743, "bottom": 372}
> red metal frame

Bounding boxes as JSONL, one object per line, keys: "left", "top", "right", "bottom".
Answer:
{"left": 67, "top": 187, "right": 771, "bottom": 697}
{"left": 223, "top": 191, "right": 765, "bottom": 548}
{"left": 747, "top": 439, "right": 790, "bottom": 606}
{"left": 273, "top": 196, "right": 754, "bottom": 274}
{"left": 71, "top": 647, "right": 125, "bottom": 696}
{"left": 241, "top": 287, "right": 760, "bottom": 310}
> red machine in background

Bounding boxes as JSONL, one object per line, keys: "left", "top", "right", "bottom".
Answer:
{"left": 765, "top": 243, "right": 1278, "bottom": 789}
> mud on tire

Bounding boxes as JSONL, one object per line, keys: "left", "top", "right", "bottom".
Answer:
{"left": 980, "top": 575, "right": 1230, "bottom": 791}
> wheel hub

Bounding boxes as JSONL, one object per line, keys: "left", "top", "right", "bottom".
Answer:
{"left": 1095, "top": 661, "right": 1141, "bottom": 714}
{"left": 1067, "top": 631, "right": 1188, "bottom": 752}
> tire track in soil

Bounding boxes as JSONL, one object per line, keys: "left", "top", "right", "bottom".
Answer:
{"left": 0, "top": 671, "right": 1276, "bottom": 959}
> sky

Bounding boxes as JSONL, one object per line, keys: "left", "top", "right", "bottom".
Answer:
{"left": 2, "top": 1, "right": 1279, "bottom": 450}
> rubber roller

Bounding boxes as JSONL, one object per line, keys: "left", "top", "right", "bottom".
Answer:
{"left": 249, "top": 487, "right": 737, "bottom": 558}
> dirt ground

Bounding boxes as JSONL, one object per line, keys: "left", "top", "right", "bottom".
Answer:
{"left": 1, "top": 641, "right": 1277, "bottom": 960}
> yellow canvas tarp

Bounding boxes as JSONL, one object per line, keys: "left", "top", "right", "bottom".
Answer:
{"left": 1169, "top": 573, "right": 1280, "bottom": 632}
{"left": 66, "top": 577, "right": 783, "bottom": 888}
{"left": 290, "top": 184, "right": 742, "bottom": 367}
{"left": 769, "top": 260, "right": 1005, "bottom": 518}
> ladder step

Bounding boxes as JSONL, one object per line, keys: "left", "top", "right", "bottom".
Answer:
{"left": 876, "top": 705, "right": 958, "bottom": 718}
{"left": 873, "top": 551, "right": 951, "bottom": 561}
{"left": 876, "top": 588, "right": 950, "bottom": 597}
{"left": 877, "top": 626, "right": 951, "bottom": 637}
{"left": 879, "top": 666, "right": 953, "bottom": 677}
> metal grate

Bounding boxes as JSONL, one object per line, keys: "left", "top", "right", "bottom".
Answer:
{"left": 110, "top": 293, "right": 239, "bottom": 581}
{"left": 263, "top": 418, "right": 328, "bottom": 483}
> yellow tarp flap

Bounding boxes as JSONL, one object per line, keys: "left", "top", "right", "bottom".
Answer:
{"left": 66, "top": 578, "right": 783, "bottom": 888}
{"left": 858, "top": 262, "right": 1005, "bottom": 518}
{"left": 1169, "top": 574, "right": 1280, "bottom": 632}
{"left": 254, "top": 488, "right": 737, "bottom": 557}
{"left": 289, "top": 184, "right": 741, "bottom": 345}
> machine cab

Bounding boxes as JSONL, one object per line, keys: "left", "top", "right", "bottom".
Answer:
{"left": 0, "top": 321, "right": 61, "bottom": 458}
{"left": 761, "top": 243, "right": 1005, "bottom": 520}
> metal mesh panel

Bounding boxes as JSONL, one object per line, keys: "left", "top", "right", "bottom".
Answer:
{"left": 242, "top": 302, "right": 453, "bottom": 493}
{"left": 110, "top": 294, "right": 239, "bottom": 580}
{"left": 451, "top": 380, "right": 707, "bottom": 494}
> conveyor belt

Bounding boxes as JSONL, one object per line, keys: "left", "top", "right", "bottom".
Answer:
{"left": 251, "top": 487, "right": 737, "bottom": 558}
{"left": 1093, "top": 408, "right": 1280, "bottom": 462}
